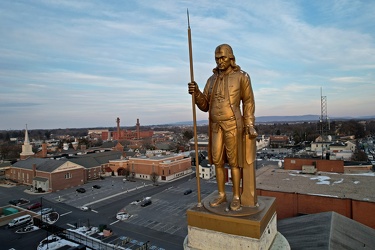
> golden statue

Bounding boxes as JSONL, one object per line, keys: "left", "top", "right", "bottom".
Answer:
{"left": 188, "top": 44, "right": 258, "bottom": 211}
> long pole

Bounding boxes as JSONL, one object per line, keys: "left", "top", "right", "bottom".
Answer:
{"left": 187, "top": 9, "right": 202, "bottom": 207}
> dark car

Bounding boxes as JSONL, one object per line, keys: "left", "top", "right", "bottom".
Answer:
{"left": 9, "top": 198, "right": 29, "bottom": 206}
{"left": 18, "top": 198, "right": 29, "bottom": 205}
{"left": 9, "top": 199, "right": 20, "bottom": 206}
{"left": 76, "top": 188, "right": 86, "bottom": 193}
{"left": 140, "top": 199, "right": 152, "bottom": 207}
{"left": 92, "top": 185, "right": 101, "bottom": 189}
{"left": 27, "top": 202, "right": 42, "bottom": 210}
{"left": 184, "top": 189, "right": 193, "bottom": 195}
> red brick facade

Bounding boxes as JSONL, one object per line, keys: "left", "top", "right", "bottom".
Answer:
{"left": 108, "top": 154, "right": 192, "bottom": 181}
{"left": 257, "top": 189, "right": 375, "bottom": 229}
{"left": 284, "top": 157, "right": 344, "bottom": 173}
{"left": 7, "top": 161, "right": 87, "bottom": 192}
{"left": 352, "top": 200, "right": 375, "bottom": 229}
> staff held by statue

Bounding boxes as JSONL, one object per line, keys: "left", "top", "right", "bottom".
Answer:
{"left": 187, "top": 9, "right": 202, "bottom": 207}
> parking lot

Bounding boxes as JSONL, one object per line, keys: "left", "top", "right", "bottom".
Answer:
{"left": 1, "top": 174, "right": 229, "bottom": 249}
{"left": 41, "top": 176, "right": 151, "bottom": 209}
{"left": 114, "top": 178, "right": 219, "bottom": 238}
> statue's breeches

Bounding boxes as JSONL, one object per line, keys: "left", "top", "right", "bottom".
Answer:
{"left": 211, "top": 120, "right": 238, "bottom": 168}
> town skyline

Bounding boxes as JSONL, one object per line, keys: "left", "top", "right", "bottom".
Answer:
{"left": 2, "top": 114, "right": 375, "bottom": 131}
{"left": 1, "top": 1, "right": 375, "bottom": 130}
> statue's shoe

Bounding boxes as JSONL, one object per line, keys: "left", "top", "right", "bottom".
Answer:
{"left": 230, "top": 197, "right": 241, "bottom": 211}
{"left": 209, "top": 194, "right": 227, "bottom": 207}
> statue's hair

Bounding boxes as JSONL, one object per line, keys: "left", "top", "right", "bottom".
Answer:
{"left": 213, "top": 44, "right": 240, "bottom": 73}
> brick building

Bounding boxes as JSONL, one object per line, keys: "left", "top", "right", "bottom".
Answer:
{"left": 269, "top": 135, "right": 289, "bottom": 148}
{"left": 7, "top": 151, "right": 125, "bottom": 192}
{"left": 9, "top": 158, "right": 86, "bottom": 192}
{"left": 68, "top": 151, "right": 124, "bottom": 180}
{"left": 88, "top": 118, "right": 153, "bottom": 141}
{"left": 284, "top": 157, "right": 344, "bottom": 173}
{"left": 108, "top": 153, "right": 192, "bottom": 182}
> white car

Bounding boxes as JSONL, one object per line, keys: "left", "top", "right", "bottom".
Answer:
{"left": 130, "top": 197, "right": 151, "bottom": 205}
{"left": 80, "top": 206, "right": 89, "bottom": 211}
{"left": 116, "top": 212, "right": 132, "bottom": 221}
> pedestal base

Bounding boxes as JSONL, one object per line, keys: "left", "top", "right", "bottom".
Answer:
{"left": 185, "top": 195, "right": 287, "bottom": 250}
{"left": 183, "top": 229, "right": 291, "bottom": 250}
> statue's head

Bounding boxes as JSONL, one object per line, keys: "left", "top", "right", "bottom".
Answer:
{"left": 215, "top": 44, "right": 235, "bottom": 60}
{"left": 214, "top": 44, "right": 238, "bottom": 73}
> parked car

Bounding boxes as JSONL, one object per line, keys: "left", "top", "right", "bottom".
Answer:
{"left": 116, "top": 212, "right": 132, "bottom": 221}
{"left": 27, "top": 202, "right": 42, "bottom": 210}
{"left": 9, "top": 199, "right": 20, "bottom": 206}
{"left": 18, "top": 198, "right": 30, "bottom": 205}
{"left": 92, "top": 185, "right": 101, "bottom": 189}
{"left": 76, "top": 188, "right": 86, "bottom": 193}
{"left": 9, "top": 198, "right": 29, "bottom": 206}
{"left": 184, "top": 189, "right": 193, "bottom": 195}
{"left": 36, "top": 208, "right": 53, "bottom": 215}
{"left": 140, "top": 199, "right": 152, "bottom": 207}
{"left": 8, "top": 215, "right": 32, "bottom": 228}
{"left": 80, "top": 206, "right": 89, "bottom": 211}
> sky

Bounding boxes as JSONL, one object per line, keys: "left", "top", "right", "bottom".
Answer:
{"left": 1, "top": 0, "right": 374, "bottom": 130}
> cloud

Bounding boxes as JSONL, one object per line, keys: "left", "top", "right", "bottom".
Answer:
{"left": 0, "top": 0, "right": 374, "bottom": 129}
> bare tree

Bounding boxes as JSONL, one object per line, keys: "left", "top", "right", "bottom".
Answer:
{"left": 150, "top": 172, "right": 159, "bottom": 186}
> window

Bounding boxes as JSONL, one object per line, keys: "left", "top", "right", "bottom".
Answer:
{"left": 64, "top": 173, "right": 72, "bottom": 179}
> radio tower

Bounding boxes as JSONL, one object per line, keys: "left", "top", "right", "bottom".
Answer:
{"left": 319, "top": 87, "right": 330, "bottom": 137}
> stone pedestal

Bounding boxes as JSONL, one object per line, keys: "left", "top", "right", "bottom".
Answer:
{"left": 184, "top": 195, "right": 288, "bottom": 250}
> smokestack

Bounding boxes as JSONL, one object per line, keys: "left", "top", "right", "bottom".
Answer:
{"left": 136, "top": 118, "right": 140, "bottom": 139}
{"left": 42, "top": 143, "right": 47, "bottom": 158}
{"left": 116, "top": 117, "right": 120, "bottom": 140}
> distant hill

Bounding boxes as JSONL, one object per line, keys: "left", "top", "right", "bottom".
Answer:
{"left": 169, "top": 114, "right": 375, "bottom": 126}
{"left": 256, "top": 115, "right": 319, "bottom": 123}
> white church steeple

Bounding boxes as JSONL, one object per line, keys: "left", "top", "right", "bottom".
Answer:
{"left": 20, "top": 124, "right": 34, "bottom": 160}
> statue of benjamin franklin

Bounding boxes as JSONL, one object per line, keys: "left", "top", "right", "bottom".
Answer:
{"left": 188, "top": 44, "right": 258, "bottom": 211}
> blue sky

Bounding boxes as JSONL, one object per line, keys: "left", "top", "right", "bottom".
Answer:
{"left": 1, "top": 0, "right": 374, "bottom": 130}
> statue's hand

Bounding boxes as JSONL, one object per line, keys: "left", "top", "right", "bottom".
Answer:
{"left": 188, "top": 81, "right": 198, "bottom": 95}
{"left": 245, "top": 126, "right": 258, "bottom": 139}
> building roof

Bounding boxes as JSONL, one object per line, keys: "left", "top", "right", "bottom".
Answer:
{"left": 155, "top": 142, "right": 171, "bottom": 150}
{"left": 278, "top": 211, "right": 375, "bottom": 249}
{"left": 101, "top": 140, "right": 119, "bottom": 148}
{"left": 13, "top": 158, "right": 68, "bottom": 172}
{"left": 68, "top": 151, "right": 123, "bottom": 168}
{"left": 0, "top": 161, "right": 11, "bottom": 168}
{"left": 256, "top": 165, "right": 375, "bottom": 202}
{"left": 200, "top": 159, "right": 209, "bottom": 168}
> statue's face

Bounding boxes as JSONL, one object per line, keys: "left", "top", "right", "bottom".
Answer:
{"left": 215, "top": 47, "right": 232, "bottom": 72}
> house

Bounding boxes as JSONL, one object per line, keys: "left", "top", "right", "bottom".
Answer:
{"left": 198, "top": 159, "right": 215, "bottom": 180}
